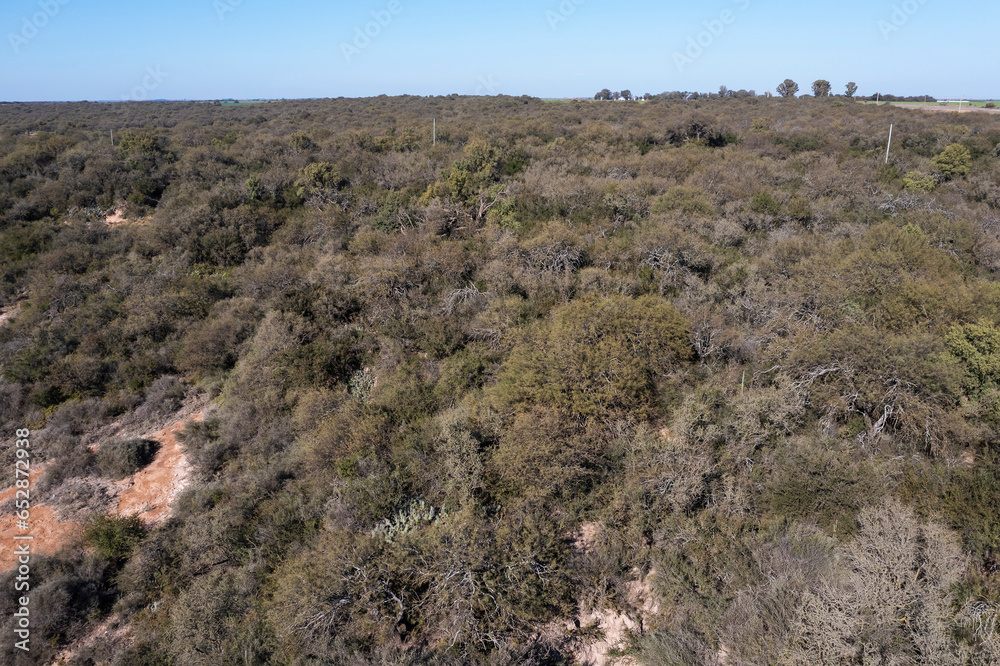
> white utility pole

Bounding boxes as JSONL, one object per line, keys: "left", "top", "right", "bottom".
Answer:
{"left": 885, "top": 124, "right": 893, "bottom": 164}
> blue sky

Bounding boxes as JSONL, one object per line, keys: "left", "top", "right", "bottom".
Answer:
{"left": 0, "top": 0, "right": 994, "bottom": 101}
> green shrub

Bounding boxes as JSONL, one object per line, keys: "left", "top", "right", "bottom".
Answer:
{"left": 296, "top": 161, "right": 339, "bottom": 194}
{"left": 761, "top": 438, "right": 880, "bottom": 537}
{"left": 636, "top": 630, "right": 706, "bottom": 665}
{"left": 786, "top": 195, "right": 812, "bottom": 222}
{"left": 169, "top": 569, "right": 268, "bottom": 664}
{"left": 0, "top": 551, "right": 112, "bottom": 663}
{"left": 651, "top": 186, "right": 714, "bottom": 217}
{"left": 488, "top": 405, "right": 601, "bottom": 502}
{"left": 788, "top": 327, "right": 966, "bottom": 453}
{"left": 652, "top": 512, "right": 759, "bottom": 632}
{"left": 945, "top": 320, "right": 1000, "bottom": 394}
{"left": 900, "top": 456, "right": 1000, "bottom": 567}
{"left": 84, "top": 514, "right": 146, "bottom": 561}
{"left": 117, "top": 130, "right": 163, "bottom": 155}
{"left": 751, "top": 191, "right": 781, "bottom": 216}
{"left": 493, "top": 294, "right": 693, "bottom": 419}
{"left": 877, "top": 163, "right": 901, "bottom": 184}
{"left": 177, "top": 298, "right": 259, "bottom": 378}
{"left": 774, "top": 132, "right": 823, "bottom": 153}
{"left": 96, "top": 438, "right": 158, "bottom": 479}
{"left": 289, "top": 131, "right": 315, "bottom": 151}
{"left": 903, "top": 170, "right": 937, "bottom": 192}
{"left": 932, "top": 143, "right": 972, "bottom": 180}
{"left": 421, "top": 139, "right": 508, "bottom": 205}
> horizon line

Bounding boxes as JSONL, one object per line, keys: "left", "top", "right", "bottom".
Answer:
{"left": 3, "top": 93, "right": 998, "bottom": 105}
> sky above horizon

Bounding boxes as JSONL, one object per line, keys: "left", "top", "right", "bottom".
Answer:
{"left": 0, "top": 0, "right": 994, "bottom": 102}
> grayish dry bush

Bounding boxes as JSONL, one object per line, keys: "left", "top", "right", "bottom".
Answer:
{"left": 782, "top": 499, "right": 968, "bottom": 664}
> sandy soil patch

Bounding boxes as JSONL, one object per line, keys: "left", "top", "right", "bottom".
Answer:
{"left": 103, "top": 209, "right": 152, "bottom": 228}
{"left": 574, "top": 572, "right": 659, "bottom": 666}
{"left": 0, "top": 505, "right": 85, "bottom": 569}
{"left": 0, "top": 302, "right": 22, "bottom": 327}
{"left": 104, "top": 209, "right": 127, "bottom": 227}
{"left": 541, "top": 522, "right": 661, "bottom": 666}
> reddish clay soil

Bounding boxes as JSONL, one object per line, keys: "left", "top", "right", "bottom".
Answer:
{"left": 0, "top": 467, "right": 85, "bottom": 570}
{"left": 113, "top": 413, "right": 202, "bottom": 524}
{"left": 0, "top": 412, "right": 203, "bottom": 572}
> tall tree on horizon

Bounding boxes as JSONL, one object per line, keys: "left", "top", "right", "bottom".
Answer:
{"left": 777, "top": 79, "right": 799, "bottom": 98}
{"left": 812, "top": 80, "right": 832, "bottom": 97}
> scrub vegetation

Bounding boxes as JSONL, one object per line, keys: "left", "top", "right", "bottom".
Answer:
{"left": 1, "top": 94, "right": 1000, "bottom": 663}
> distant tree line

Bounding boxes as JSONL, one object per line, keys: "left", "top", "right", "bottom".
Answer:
{"left": 868, "top": 92, "right": 939, "bottom": 102}
{"left": 596, "top": 80, "right": 936, "bottom": 102}
{"left": 594, "top": 89, "right": 652, "bottom": 101}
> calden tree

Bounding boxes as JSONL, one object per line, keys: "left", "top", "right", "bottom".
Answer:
{"left": 812, "top": 80, "right": 831, "bottom": 97}
{"left": 777, "top": 79, "right": 799, "bottom": 97}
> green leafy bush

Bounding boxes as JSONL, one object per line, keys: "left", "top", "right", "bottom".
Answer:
{"left": 946, "top": 320, "right": 1000, "bottom": 394}
{"left": 96, "top": 438, "right": 158, "bottom": 478}
{"left": 493, "top": 294, "right": 693, "bottom": 419}
{"left": 751, "top": 191, "right": 781, "bottom": 216}
{"left": 84, "top": 514, "right": 146, "bottom": 561}
{"left": 903, "top": 170, "right": 936, "bottom": 192}
{"left": 116, "top": 129, "right": 163, "bottom": 155}
{"left": 932, "top": 142, "right": 972, "bottom": 180}
{"left": 651, "top": 185, "right": 714, "bottom": 216}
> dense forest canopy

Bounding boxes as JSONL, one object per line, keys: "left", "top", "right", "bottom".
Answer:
{"left": 1, "top": 94, "right": 1000, "bottom": 664}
